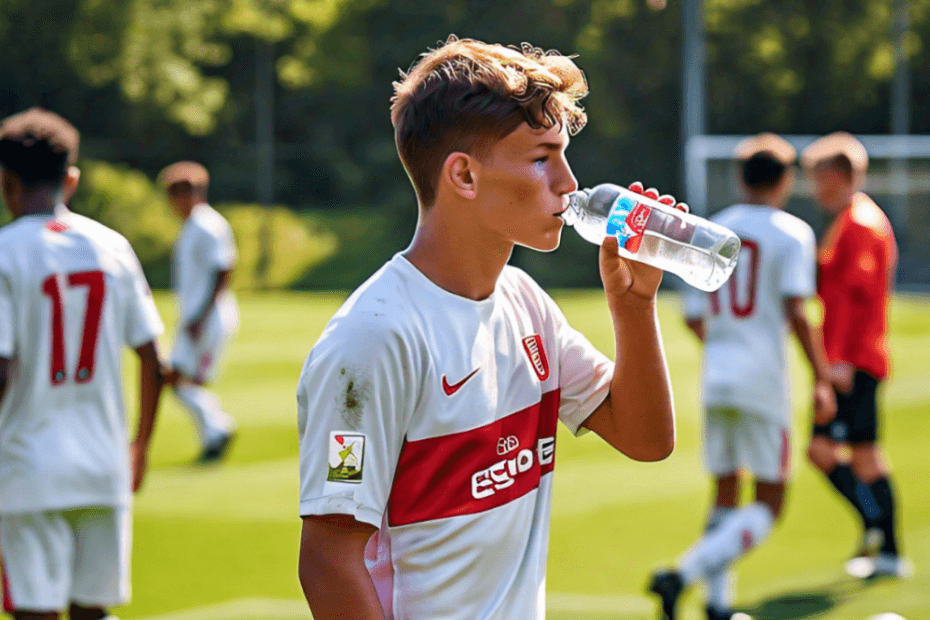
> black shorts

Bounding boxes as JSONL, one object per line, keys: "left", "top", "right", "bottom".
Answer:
{"left": 813, "top": 370, "right": 880, "bottom": 444}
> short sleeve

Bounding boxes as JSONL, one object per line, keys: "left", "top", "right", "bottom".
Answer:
{"left": 206, "top": 225, "right": 237, "bottom": 271}
{"left": 122, "top": 248, "right": 164, "bottom": 348}
{"left": 0, "top": 270, "right": 14, "bottom": 358}
{"left": 780, "top": 225, "right": 817, "bottom": 298}
{"left": 537, "top": 293, "right": 613, "bottom": 435}
{"left": 297, "top": 314, "right": 417, "bottom": 527}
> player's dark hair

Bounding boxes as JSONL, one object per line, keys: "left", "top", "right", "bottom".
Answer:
{"left": 391, "top": 35, "right": 588, "bottom": 208}
{"left": 0, "top": 108, "right": 79, "bottom": 188}
{"left": 741, "top": 152, "right": 788, "bottom": 191}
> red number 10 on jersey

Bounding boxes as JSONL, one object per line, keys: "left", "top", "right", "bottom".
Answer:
{"left": 41, "top": 270, "right": 106, "bottom": 386}
{"left": 710, "top": 239, "right": 759, "bottom": 318}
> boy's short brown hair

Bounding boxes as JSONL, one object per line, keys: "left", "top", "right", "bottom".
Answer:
{"left": 800, "top": 132, "right": 868, "bottom": 179}
{"left": 0, "top": 108, "right": 79, "bottom": 188}
{"left": 391, "top": 35, "right": 588, "bottom": 207}
{"left": 158, "top": 161, "right": 210, "bottom": 195}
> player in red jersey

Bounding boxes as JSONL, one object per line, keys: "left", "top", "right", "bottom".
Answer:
{"left": 801, "top": 132, "right": 910, "bottom": 579}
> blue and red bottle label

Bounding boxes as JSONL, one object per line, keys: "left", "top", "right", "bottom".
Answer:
{"left": 606, "top": 196, "right": 652, "bottom": 253}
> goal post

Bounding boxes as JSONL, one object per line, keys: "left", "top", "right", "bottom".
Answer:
{"left": 685, "top": 134, "right": 930, "bottom": 290}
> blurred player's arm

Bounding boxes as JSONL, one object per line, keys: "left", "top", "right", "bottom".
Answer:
{"left": 0, "top": 356, "right": 8, "bottom": 404}
{"left": 784, "top": 297, "right": 836, "bottom": 425}
{"left": 828, "top": 227, "right": 884, "bottom": 393}
{"left": 681, "top": 280, "right": 708, "bottom": 342}
{"left": 299, "top": 515, "right": 385, "bottom": 619}
{"left": 186, "top": 268, "right": 232, "bottom": 341}
{"left": 582, "top": 232, "right": 675, "bottom": 462}
{"left": 131, "top": 341, "right": 165, "bottom": 492}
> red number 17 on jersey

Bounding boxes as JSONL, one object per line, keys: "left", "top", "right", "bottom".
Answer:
{"left": 41, "top": 270, "right": 106, "bottom": 386}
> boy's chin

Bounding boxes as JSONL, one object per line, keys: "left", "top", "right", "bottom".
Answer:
{"left": 520, "top": 231, "right": 562, "bottom": 253}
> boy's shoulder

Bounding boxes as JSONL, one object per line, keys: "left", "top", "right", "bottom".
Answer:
{"left": 716, "top": 204, "right": 813, "bottom": 246}
{"left": 187, "top": 204, "right": 231, "bottom": 234}
{"left": 322, "top": 258, "right": 423, "bottom": 339}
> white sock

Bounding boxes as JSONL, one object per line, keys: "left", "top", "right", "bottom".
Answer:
{"left": 679, "top": 502, "right": 774, "bottom": 584}
{"left": 705, "top": 568, "right": 734, "bottom": 611}
{"left": 704, "top": 507, "right": 735, "bottom": 610}
{"left": 174, "top": 384, "right": 235, "bottom": 447}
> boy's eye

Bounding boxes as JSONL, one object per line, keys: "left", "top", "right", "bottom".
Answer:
{"left": 534, "top": 157, "right": 548, "bottom": 165}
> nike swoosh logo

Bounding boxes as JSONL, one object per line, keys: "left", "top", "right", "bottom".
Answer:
{"left": 442, "top": 368, "right": 480, "bottom": 396}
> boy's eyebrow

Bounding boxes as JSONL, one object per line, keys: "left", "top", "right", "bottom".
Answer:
{"left": 536, "top": 141, "right": 567, "bottom": 151}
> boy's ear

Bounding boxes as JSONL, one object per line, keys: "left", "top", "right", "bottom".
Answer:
{"left": 443, "top": 152, "right": 477, "bottom": 200}
{"left": 62, "top": 165, "right": 80, "bottom": 204}
{"left": 1, "top": 169, "right": 23, "bottom": 216}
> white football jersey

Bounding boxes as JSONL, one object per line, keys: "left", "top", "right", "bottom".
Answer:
{"left": 172, "top": 203, "right": 237, "bottom": 325}
{"left": 0, "top": 208, "right": 164, "bottom": 513}
{"left": 298, "top": 255, "right": 614, "bottom": 620}
{"left": 683, "top": 204, "right": 816, "bottom": 423}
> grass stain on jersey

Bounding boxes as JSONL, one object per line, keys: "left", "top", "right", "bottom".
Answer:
{"left": 338, "top": 373, "right": 367, "bottom": 429}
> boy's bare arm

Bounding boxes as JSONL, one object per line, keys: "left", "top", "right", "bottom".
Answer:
{"left": 0, "top": 357, "right": 8, "bottom": 404}
{"left": 582, "top": 236, "right": 675, "bottom": 462}
{"left": 685, "top": 317, "right": 705, "bottom": 342}
{"left": 131, "top": 341, "right": 165, "bottom": 492}
{"left": 784, "top": 297, "right": 837, "bottom": 424}
{"left": 299, "top": 514, "right": 385, "bottom": 620}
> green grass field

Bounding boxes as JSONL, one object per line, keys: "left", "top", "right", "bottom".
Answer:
{"left": 117, "top": 291, "right": 929, "bottom": 620}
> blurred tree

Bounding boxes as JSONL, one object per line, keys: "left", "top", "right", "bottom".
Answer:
{"left": 4, "top": 0, "right": 930, "bottom": 289}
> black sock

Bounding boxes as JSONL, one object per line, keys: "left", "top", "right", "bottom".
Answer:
{"left": 827, "top": 464, "right": 869, "bottom": 528}
{"left": 858, "top": 476, "right": 899, "bottom": 556}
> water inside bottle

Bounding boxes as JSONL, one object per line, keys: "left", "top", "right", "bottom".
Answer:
{"left": 561, "top": 187, "right": 740, "bottom": 292}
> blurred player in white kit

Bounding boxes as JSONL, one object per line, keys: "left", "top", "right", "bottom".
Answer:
{"left": 0, "top": 108, "right": 165, "bottom": 620}
{"left": 159, "top": 162, "right": 238, "bottom": 464}
{"left": 648, "top": 134, "right": 836, "bottom": 620}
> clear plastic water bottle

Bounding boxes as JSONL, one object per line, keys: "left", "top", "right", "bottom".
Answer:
{"left": 561, "top": 183, "right": 741, "bottom": 292}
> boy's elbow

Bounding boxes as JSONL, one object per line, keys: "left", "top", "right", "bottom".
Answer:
{"left": 620, "top": 434, "right": 675, "bottom": 462}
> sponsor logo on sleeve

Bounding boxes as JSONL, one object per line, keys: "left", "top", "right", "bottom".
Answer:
{"left": 327, "top": 432, "right": 365, "bottom": 483}
{"left": 522, "top": 335, "right": 550, "bottom": 381}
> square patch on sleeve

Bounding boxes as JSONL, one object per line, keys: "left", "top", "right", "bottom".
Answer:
{"left": 327, "top": 432, "right": 366, "bottom": 483}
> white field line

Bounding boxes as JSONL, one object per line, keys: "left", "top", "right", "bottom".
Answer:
{"left": 133, "top": 593, "right": 653, "bottom": 620}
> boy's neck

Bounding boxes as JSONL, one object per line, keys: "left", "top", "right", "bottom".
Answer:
{"left": 18, "top": 188, "right": 62, "bottom": 217}
{"left": 404, "top": 207, "right": 512, "bottom": 302}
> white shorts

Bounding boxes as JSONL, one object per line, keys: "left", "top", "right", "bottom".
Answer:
{"left": 171, "top": 299, "right": 238, "bottom": 384}
{"left": 703, "top": 407, "right": 791, "bottom": 483}
{"left": 0, "top": 507, "right": 131, "bottom": 612}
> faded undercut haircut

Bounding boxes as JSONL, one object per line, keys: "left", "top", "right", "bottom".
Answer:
{"left": 0, "top": 108, "right": 79, "bottom": 188}
{"left": 391, "top": 35, "right": 588, "bottom": 207}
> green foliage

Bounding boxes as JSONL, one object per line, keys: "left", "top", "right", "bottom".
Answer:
{"left": 71, "top": 0, "right": 232, "bottom": 135}
{"left": 293, "top": 209, "right": 403, "bottom": 290}
{"left": 6, "top": 0, "right": 930, "bottom": 289}
{"left": 70, "top": 160, "right": 180, "bottom": 287}
{"left": 67, "top": 161, "right": 338, "bottom": 290}
{"left": 221, "top": 203, "right": 339, "bottom": 291}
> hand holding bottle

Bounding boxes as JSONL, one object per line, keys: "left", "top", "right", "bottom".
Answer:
{"left": 597, "top": 183, "right": 686, "bottom": 304}
{"left": 563, "top": 182, "right": 741, "bottom": 292}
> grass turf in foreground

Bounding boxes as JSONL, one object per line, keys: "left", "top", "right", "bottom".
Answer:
{"left": 118, "top": 291, "right": 928, "bottom": 620}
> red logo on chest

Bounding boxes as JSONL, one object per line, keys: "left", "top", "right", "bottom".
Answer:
{"left": 45, "top": 221, "right": 68, "bottom": 233}
{"left": 522, "top": 335, "right": 550, "bottom": 381}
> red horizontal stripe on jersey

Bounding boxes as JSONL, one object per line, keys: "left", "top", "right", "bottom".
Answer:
{"left": 388, "top": 389, "right": 560, "bottom": 527}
